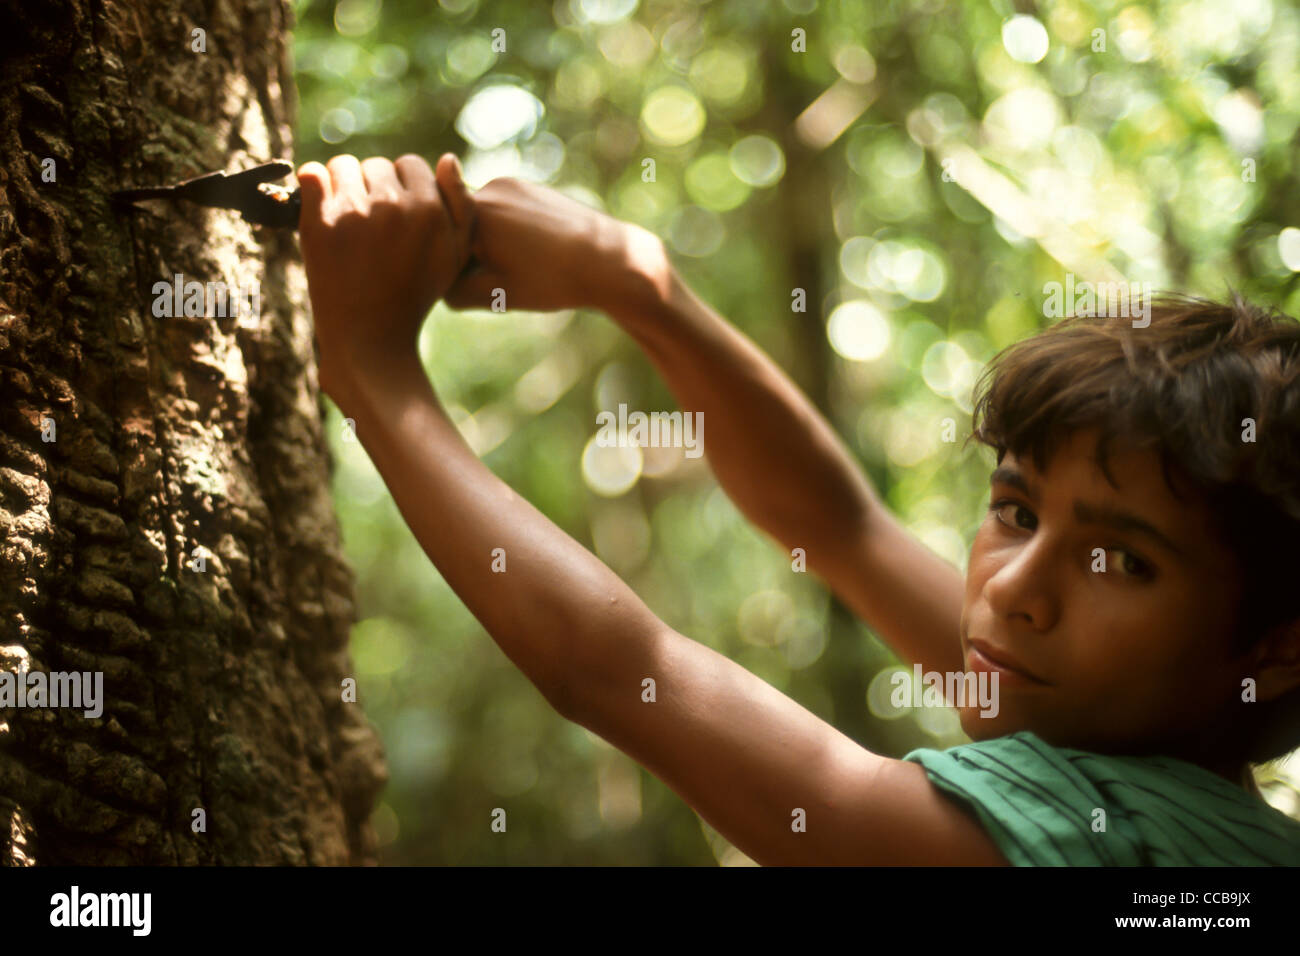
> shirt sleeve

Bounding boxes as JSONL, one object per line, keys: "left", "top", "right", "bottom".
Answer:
{"left": 903, "top": 734, "right": 1141, "bottom": 866}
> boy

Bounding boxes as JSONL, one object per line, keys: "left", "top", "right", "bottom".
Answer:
{"left": 295, "top": 152, "right": 1300, "bottom": 865}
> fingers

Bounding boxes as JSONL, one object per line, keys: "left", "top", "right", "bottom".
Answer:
{"left": 296, "top": 161, "right": 331, "bottom": 224}
{"left": 434, "top": 153, "right": 477, "bottom": 273}
{"left": 307, "top": 154, "right": 470, "bottom": 264}
{"left": 394, "top": 153, "right": 437, "bottom": 201}
{"left": 361, "top": 156, "right": 402, "bottom": 203}
{"left": 327, "top": 154, "right": 367, "bottom": 210}
{"left": 435, "top": 153, "right": 475, "bottom": 230}
{"left": 307, "top": 153, "right": 468, "bottom": 208}
{"left": 296, "top": 162, "right": 332, "bottom": 234}
{"left": 394, "top": 153, "right": 475, "bottom": 276}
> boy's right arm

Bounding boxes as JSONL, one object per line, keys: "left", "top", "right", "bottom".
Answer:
{"left": 445, "top": 174, "right": 967, "bottom": 678}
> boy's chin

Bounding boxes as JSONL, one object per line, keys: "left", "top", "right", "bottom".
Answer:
{"left": 957, "top": 705, "right": 1022, "bottom": 741}
{"left": 957, "top": 707, "right": 1091, "bottom": 751}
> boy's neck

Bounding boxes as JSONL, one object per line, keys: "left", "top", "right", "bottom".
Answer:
{"left": 1243, "top": 770, "right": 1263, "bottom": 798}
{"left": 1165, "top": 725, "right": 1263, "bottom": 798}
{"left": 1200, "top": 756, "right": 1262, "bottom": 798}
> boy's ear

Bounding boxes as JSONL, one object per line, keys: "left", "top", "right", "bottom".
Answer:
{"left": 1250, "top": 617, "right": 1300, "bottom": 702}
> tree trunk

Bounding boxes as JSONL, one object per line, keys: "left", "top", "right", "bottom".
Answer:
{"left": 0, "top": 0, "right": 386, "bottom": 865}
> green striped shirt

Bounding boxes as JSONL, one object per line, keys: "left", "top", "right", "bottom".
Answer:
{"left": 902, "top": 731, "right": 1300, "bottom": 865}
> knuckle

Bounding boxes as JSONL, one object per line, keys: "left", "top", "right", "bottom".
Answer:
{"left": 480, "top": 177, "right": 522, "bottom": 204}
{"left": 369, "top": 198, "right": 403, "bottom": 225}
{"left": 395, "top": 153, "right": 429, "bottom": 171}
{"left": 411, "top": 192, "right": 447, "bottom": 222}
{"left": 333, "top": 207, "right": 366, "bottom": 231}
{"left": 429, "top": 207, "right": 455, "bottom": 237}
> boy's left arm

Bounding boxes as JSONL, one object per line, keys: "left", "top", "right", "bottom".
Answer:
{"left": 298, "top": 154, "right": 1008, "bottom": 866}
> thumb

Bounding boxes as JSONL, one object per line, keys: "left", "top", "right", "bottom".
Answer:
{"left": 435, "top": 153, "right": 475, "bottom": 232}
{"left": 296, "top": 161, "right": 331, "bottom": 225}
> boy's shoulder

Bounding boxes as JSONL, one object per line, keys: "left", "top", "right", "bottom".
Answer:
{"left": 902, "top": 730, "right": 1300, "bottom": 865}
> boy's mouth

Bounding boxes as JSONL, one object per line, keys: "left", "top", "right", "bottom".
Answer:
{"left": 966, "top": 638, "right": 1051, "bottom": 685}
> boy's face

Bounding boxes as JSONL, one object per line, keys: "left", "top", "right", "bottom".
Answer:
{"left": 958, "top": 426, "right": 1248, "bottom": 759}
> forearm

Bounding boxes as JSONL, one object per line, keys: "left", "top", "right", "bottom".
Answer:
{"left": 330, "top": 356, "right": 662, "bottom": 714}
{"left": 606, "top": 265, "right": 881, "bottom": 571}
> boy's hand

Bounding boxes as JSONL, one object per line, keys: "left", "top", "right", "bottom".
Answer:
{"left": 296, "top": 153, "right": 473, "bottom": 398}
{"left": 442, "top": 174, "right": 668, "bottom": 316}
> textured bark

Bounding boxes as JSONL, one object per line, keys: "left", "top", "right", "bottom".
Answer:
{"left": 0, "top": 0, "right": 386, "bottom": 864}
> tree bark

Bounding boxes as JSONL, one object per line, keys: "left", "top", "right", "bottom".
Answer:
{"left": 0, "top": 0, "right": 386, "bottom": 865}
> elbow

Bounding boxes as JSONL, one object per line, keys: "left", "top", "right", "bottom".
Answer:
{"left": 539, "top": 671, "right": 578, "bottom": 724}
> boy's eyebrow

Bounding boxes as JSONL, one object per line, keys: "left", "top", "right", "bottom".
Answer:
{"left": 989, "top": 466, "right": 1187, "bottom": 559}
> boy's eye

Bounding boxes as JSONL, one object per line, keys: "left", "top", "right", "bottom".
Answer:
{"left": 1111, "top": 549, "right": 1151, "bottom": 578}
{"left": 989, "top": 499, "right": 1035, "bottom": 530}
{"left": 988, "top": 499, "right": 1153, "bottom": 579}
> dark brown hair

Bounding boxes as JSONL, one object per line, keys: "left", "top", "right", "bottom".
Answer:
{"left": 965, "top": 290, "right": 1300, "bottom": 764}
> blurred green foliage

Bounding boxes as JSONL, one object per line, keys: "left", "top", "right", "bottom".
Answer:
{"left": 291, "top": 0, "right": 1300, "bottom": 863}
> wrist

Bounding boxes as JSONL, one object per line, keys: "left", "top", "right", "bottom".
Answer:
{"left": 596, "top": 224, "right": 673, "bottom": 319}
{"left": 320, "top": 346, "right": 425, "bottom": 420}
